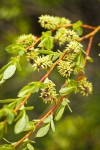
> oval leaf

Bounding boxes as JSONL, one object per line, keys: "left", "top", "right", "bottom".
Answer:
{"left": 3, "top": 64, "right": 16, "bottom": 80}
{"left": 86, "top": 56, "right": 93, "bottom": 62}
{"left": 6, "top": 44, "right": 25, "bottom": 55}
{"left": 76, "top": 53, "right": 84, "bottom": 67}
{"left": 59, "top": 86, "right": 74, "bottom": 95}
{"left": 50, "top": 119, "right": 55, "bottom": 132}
{"left": 43, "top": 116, "right": 51, "bottom": 123}
{"left": 36, "top": 123, "right": 50, "bottom": 138}
{"left": 61, "top": 98, "right": 69, "bottom": 106}
{"left": 0, "top": 123, "right": 5, "bottom": 140}
{"left": 0, "top": 61, "right": 12, "bottom": 74}
{"left": 73, "top": 20, "right": 83, "bottom": 36}
{"left": 55, "top": 106, "right": 65, "bottom": 121}
{"left": 0, "top": 99, "right": 17, "bottom": 103}
{"left": 0, "top": 78, "right": 5, "bottom": 85}
{"left": 14, "top": 112, "right": 29, "bottom": 134}
{"left": 0, "top": 144, "right": 15, "bottom": 150}
{"left": 6, "top": 111, "right": 14, "bottom": 125}
{"left": 18, "top": 82, "right": 40, "bottom": 97}
{"left": 27, "top": 143, "right": 34, "bottom": 150}
{"left": 23, "top": 121, "right": 35, "bottom": 131}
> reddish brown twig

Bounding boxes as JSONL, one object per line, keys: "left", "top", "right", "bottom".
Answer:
{"left": 78, "top": 26, "right": 100, "bottom": 41}
{"left": 81, "top": 24, "right": 96, "bottom": 29}
{"left": 58, "top": 24, "right": 96, "bottom": 30}
{"left": 84, "top": 36, "right": 93, "bottom": 66}
{"left": 13, "top": 93, "right": 31, "bottom": 112}
{"left": 26, "top": 37, "right": 41, "bottom": 51}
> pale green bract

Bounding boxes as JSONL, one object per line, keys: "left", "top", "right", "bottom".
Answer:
{"left": 14, "top": 111, "right": 29, "bottom": 134}
{"left": 36, "top": 123, "right": 50, "bottom": 137}
{"left": 3, "top": 64, "right": 16, "bottom": 80}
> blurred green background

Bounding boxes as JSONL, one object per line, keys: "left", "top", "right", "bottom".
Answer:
{"left": 0, "top": 0, "right": 100, "bottom": 150}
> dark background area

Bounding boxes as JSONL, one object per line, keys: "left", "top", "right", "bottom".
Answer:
{"left": 0, "top": 0, "right": 100, "bottom": 150}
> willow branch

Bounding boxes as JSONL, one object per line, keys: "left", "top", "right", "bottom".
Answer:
{"left": 14, "top": 95, "right": 65, "bottom": 148}
{"left": 12, "top": 24, "right": 100, "bottom": 148}
{"left": 78, "top": 26, "right": 100, "bottom": 41}
{"left": 58, "top": 24, "right": 96, "bottom": 30}
{"left": 26, "top": 37, "right": 41, "bottom": 50}
{"left": 13, "top": 25, "right": 100, "bottom": 112}
{"left": 81, "top": 24, "right": 96, "bottom": 29}
{"left": 13, "top": 93, "right": 31, "bottom": 112}
{"left": 84, "top": 36, "right": 94, "bottom": 66}
{"left": 13, "top": 24, "right": 99, "bottom": 146}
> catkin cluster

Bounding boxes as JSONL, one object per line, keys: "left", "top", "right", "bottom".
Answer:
{"left": 40, "top": 78, "right": 57, "bottom": 103}
{"left": 16, "top": 15, "right": 93, "bottom": 102}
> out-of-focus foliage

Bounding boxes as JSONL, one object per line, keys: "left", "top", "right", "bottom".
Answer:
{"left": 35, "top": 116, "right": 100, "bottom": 150}
{"left": 35, "top": 92, "right": 100, "bottom": 150}
{"left": 0, "top": 0, "right": 21, "bottom": 20}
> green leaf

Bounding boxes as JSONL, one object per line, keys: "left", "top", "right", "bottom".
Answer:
{"left": 52, "top": 52, "right": 61, "bottom": 61}
{"left": 0, "top": 109, "right": 5, "bottom": 118}
{"left": 3, "top": 64, "right": 16, "bottom": 80}
{"left": 59, "top": 86, "right": 75, "bottom": 95}
{"left": 0, "top": 78, "right": 5, "bottom": 85}
{"left": 75, "top": 27, "right": 83, "bottom": 36}
{"left": 62, "top": 98, "right": 72, "bottom": 112}
{"left": 18, "top": 88, "right": 32, "bottom": 98}
{"left": 7, "top": 113, "right": 14, "bottom": 125}
{"left": 14, "top": 111, "right": 29, "bottom": 134}
{"left": 43, "top": 116, "right": 51, "bottom": 123}
{"left": 0, "top": 61, "right": 13, "bottom": 74}
{"left": 50, "top": 119, "right": 55, "bottom": 132}
{"left": 55, "top": 106, "right": 65, "bottom": 121}
{"left": 0, "top": 99, "right": 17, "bottom": 103}
{"left": 27, "top": 143, "right": 34, "bottom": 150}
{"left": 23, "top": 121, "right": 35, "bottom": 131}
{"left": 73, "top": 20, "right": 83, "bottom": 35}
{"left": 18, "top": 82, "right": 40, "bottom": 97}
{"left": 61, "top": 98, "right": 70, "bottom": 106}
{"left": 14, "top": 110, "right": 23, "bottom": 122}
{"left": 0, "top": 122, "right": 5, "bottom": 140}
{"left": 86, "top": 56, "right": 93, "bottom": 62}
{"left": 38, "top": 31, "right": 54, "bottom": 50}
{"left": 39, "top": 82, "right": 46, "bottom": 89}
{"left": 0, "top": 144, "right": 15, "bottom": 150}
{"left": 15, "top": 98, "right": 26, "bottom": 110}
{"left": 76, "top": 53, "right": 84, "bottom": 67}
{"left": 6, "top": 44, "right": 25, "bottom": 55}
{"left": 21, "top": 147, "right": 27, "bottom": 150}
{"left": 36, "top": 123, "right": 50, "bottom": 138}
{"left": 8, "top": 101, "right": 16, "bottom": 110}
{"left": 0, "top": 106, "right": 15, "bottom": 124}
{"left": 38, "top": 50, "right": 55, "bottom": 55}
{"left": 70, "top": 79, "right": 77, "bottom": 87}
{"left": 5, "top": 108, "right": 14, "bottom": 125}
{"left": 24, "top": 106, "right": 34, "bottom": 111}
{"left": 45, "top": 37, "right": 53, "bottom": 50}
{"left": 16, "top": 61, "right": 22, "bottom": 71}
{"left": 74, "top": 20, "right": 83, "bottom": 26}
